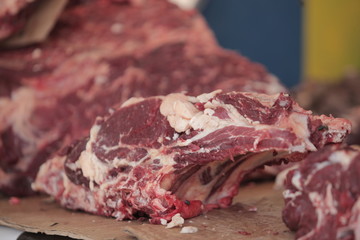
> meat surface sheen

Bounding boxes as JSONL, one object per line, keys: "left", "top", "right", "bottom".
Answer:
{"left": 33, "top": 91, "right": 351, "bottom": 223}
{"left": 0, "top": 0, "right": 285, "bottom": 196}
{"left": 282, "top": 144, "right": 360, "bottom": 240}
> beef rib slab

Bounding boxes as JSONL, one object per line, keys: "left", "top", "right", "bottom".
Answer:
{"left": 33, "top": 90, "right": 351, "bottom": 223}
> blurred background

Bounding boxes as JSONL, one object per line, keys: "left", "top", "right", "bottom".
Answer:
{"left": 200, "top": 0, "right": 360, "bottom": 88}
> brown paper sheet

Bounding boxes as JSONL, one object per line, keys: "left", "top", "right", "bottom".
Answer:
{"left": 0, "top": 0, "right": 68, "bottom": 48}
{"left": 0, "top": 182, "right": 293, "bottom": 240}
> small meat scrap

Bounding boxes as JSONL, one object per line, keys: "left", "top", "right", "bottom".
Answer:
{"left": 33, "top": 91, "right": 350, "bottom": 223}
{"left": 8, "top": 196, "right": 20, "bottom": 205}
{"left": 166, "top": 213, "right": 184, "bottom": 228}
{"left": 180, "top": 226, "right": 198, "bottom": 233}
{"left": 282, "top": 144, "right": 360, "bottom": 240}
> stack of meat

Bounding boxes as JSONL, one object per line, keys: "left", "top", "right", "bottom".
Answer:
{"left": 0, "top": 0, "right": 285, "bottom": 196}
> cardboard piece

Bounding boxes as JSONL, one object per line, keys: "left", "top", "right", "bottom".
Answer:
{"left": 0, "top": 0, "right": 68, "bottom": 48}
{"left": 0, "top": 182, "right": 293, "bottom": 240}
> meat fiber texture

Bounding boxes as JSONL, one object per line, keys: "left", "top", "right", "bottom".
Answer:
{"left": 282, "top": 144, "right": 360, "bottom": 240}
{"left": 245, "top": 70, "right": 360, "bottom": 182}
{"left": 0, "top": 0, "right": 286, "bottom": 196}
{"left": 32, "top": 90, "right": 351, "bottom": 224}
{"left": 0, "top": 0, "right": 37, "bottom": 40}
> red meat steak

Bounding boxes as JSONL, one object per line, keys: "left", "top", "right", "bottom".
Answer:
{"left": 282, "top": 144, "right": 360, "bottom": 240}
{"left": 33, "top": 91, "right": 351, "bottom": 224}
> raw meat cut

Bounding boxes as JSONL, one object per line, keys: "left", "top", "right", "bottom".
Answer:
{"left": 0, "top": 0, "right": 286, "bottom": 196}
{"left": 0, "top": 0, "right": 37, "bottom": 40}
{"left": 282, "top": 144, "right": 360, "bottom": 240}
{"left": 249, "top": 68, "right": 360, "bottom": 182}
{"left": 33, "top": 90, "right": 351, "bottom": 223}
{"left": 294, "top": 71, "right": 360, "bottom": 145}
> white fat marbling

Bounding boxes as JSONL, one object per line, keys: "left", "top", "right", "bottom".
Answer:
{"left": 328, "top": 150, "right": 357, "bottom": 170}
{"left": 166, "top": 213, "right": 184, "bottom": 228}
{"left": 160, "top": 93, "right": 200, "bottom": 132}
{"left": 304, "top": 184, "right": 338, "bottom": 240}
{"left": 291, "top": 171, "right": 302, "bottom": 191}
{"left": 76, "top": 124, "right": 110, "bottom": 188}
{"left": 274, "top": 163, "right": 299, "bottom": 190}
{"left": 288, "top": 113, "right": 316, "bottom": 152}
{"left": 196, "top": 90, "right": 222, "bottom": 103}
{"left": 121, "top": 97, "right": 145, "bottom": 108}
{"left": 283, "top": 189, "right": 302, "bottom": 200}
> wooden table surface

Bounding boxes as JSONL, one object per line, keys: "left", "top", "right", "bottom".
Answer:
{"left": 0, "top": 182, "right": 294, "bottom": 240}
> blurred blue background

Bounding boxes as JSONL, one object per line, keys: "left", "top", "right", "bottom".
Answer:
{"left": 202, "top": 0, "right": 302, "bottom": 88}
